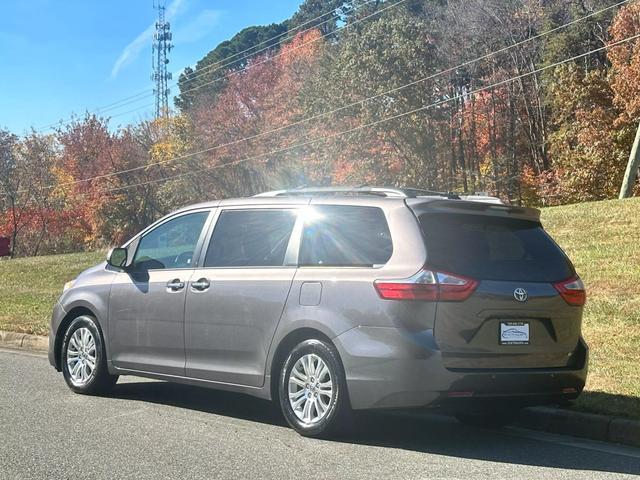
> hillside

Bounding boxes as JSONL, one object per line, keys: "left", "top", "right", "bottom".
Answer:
{"left": 0, "top": 251, "right": 104, "bottom": 336}
{"left": 540, "top": 197, "right": 640, "bottom": 418}
{"left": 1, "top": 197, "right": 638, "bottom": 417}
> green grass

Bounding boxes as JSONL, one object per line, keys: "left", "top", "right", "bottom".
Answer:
{"left": 541, "top": 197, "right": 640, "bottom": 419}
{"left": 0, "top": 197, "right": 638, "bottom": 419}
{"left": 0, "top": 251, "right": 104, "bottom": 336}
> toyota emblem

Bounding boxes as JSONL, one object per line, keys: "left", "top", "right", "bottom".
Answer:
{"left": 514, "top": 288, "right": 528, "bottom": 302}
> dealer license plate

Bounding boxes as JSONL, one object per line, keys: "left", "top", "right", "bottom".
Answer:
{"left": 500, "top": 322, "right": 530, "bottom": 345}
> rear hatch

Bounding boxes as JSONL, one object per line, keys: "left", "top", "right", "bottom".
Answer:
{"left": 408, "top": 200, "right": 585, "bottom": 370}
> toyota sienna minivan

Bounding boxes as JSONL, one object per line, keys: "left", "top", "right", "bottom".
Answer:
{"left": 49, "top": 187, "right": 588, "bottom": 437}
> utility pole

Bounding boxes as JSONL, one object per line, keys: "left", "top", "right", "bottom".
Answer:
{"left": 619, "top": 121, "right": 640, "bottom": 199}
{"left": 151, "top": 1, "right": 173, "bottom": 119}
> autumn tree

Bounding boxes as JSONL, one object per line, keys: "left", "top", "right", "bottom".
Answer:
{"left": 608, "top": 2, "right": 640, "bottom": 130}
{"left": 175, "top": 23, "right": 289, "bottom": 111}
{"left": 185, "top": 29, "right": 325, "bottom": 198}
{"left": 5, "top": 0, "right": 640, "bottom": 258}
{"left": 542, "top": 3, "right": 640, "bottom": 203}
{"left": 0, "top": 129, "right": 64, "bottom": 256}
{"left": 0, "top": 129, "right": 24, "bottom": 257}
{"left": 300, "top": 5, "right": 444, "bottom": 188}
{"left": 546, "top": 65, "right": 625, "bottom": 202}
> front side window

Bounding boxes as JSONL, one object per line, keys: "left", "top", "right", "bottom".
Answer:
{"left": 133, "top": 211, "right": 209, "bottom": 270}
{"left": 299, "top": 205, "right": 393, "bottom": 267}
{"left": 204, "top": 209, "right": 297, "bottom": 267}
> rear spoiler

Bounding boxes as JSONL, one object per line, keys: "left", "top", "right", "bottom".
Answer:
{"left": 405, "top": 198, "right": 541, "bottom": 223}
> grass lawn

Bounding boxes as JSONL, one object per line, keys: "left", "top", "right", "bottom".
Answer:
{"left": 0, "top": 197, "right": 638, "bottom": 419}
{"left": 0, "top": 251, "right": 104, "bottom": 336}
{"left": 541, "top": 197, "right": 640, "bottom": 419}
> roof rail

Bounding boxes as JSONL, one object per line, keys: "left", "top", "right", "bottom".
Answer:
{"left": 253, "top": 186, "right": 461, "bottom": 199}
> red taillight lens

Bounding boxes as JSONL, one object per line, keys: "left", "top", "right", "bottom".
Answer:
{"left": 553, "top": 276, "right": 586, "bottom": 306}
{"left": 374, "top": 268, "right": 478, "bottom": 302}
{"left": 374, "top": 270, "right": 438, "bottom": 301}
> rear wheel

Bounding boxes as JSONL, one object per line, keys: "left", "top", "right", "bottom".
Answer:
{"left": 278, "top": 339, "right": 351, "bottom": 437}
{"left": 61, "top": 315, "right": 118, "bottom": 395}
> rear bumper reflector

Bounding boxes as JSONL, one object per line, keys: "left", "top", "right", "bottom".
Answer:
{"left": 447, "top": 391, "right": 474, "bottom": 398}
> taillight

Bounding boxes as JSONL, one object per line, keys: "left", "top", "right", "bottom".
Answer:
{"left": 436, "top": 271, "right": 479, "bottom": 301}
{"left": 374, "top": 270, "right": 438, "bottom": 301}
{"left": 374, "top": 268, "right": 478, "bottom": 302}
{"left": 553, "top": 276, "right": 586, "bottom": 306}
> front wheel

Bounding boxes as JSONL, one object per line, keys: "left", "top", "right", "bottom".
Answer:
{"left": 278, "top": 339, "right": 351, "bottom": 437}
{"left": 61, "top": 315, "right": 118, "bottom": 395}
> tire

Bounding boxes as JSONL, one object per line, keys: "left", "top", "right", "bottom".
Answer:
{"left": 454, "top": 408, "right": 520, "bottom": 429}
{"left": 278, "top": 339, "right": 352, "bottom": 438}
{"left": 60, "top": 315, "right": 118, "bottom": 395}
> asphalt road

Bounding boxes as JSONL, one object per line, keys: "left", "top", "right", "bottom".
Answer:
{"left": 1, "top": 348, "right": 639, "bottom": 480}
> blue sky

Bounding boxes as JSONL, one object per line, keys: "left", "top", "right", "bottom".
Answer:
{"left": 0, "top": 0, "right": 302, "bottom": 134}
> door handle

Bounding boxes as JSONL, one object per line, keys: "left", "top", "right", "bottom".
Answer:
{"left": 166, "top": 279, "right": 185, "bottom": 292}
{"left": 191, "top": 278, "right": 210, "bottom": 292}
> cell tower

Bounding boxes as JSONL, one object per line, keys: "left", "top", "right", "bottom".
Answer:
{"left": 151, "top": 1, "right": 173, "bottom": 118}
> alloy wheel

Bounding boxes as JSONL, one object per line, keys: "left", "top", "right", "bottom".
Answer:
{"left": 66, "top": 327, "right": 96, "bottom": 386}
{"left": 287, "top": 353, "right": 334, "bottom": 425}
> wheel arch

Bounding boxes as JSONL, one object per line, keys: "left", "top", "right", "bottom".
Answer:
{"left": 53, "top": 306, "right": 100, "bottom": 371}
{"left": 269, "top": 327, "right": 346, "bottom": 403}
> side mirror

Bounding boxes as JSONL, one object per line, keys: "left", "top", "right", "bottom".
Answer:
{"left": 106, "top": 247, "right": 128, "bottom": 269}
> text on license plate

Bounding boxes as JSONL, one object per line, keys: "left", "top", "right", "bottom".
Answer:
{"left": 500, "top": 322, "right": 530, "bottom": 345}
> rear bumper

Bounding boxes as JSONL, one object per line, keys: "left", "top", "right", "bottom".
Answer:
{"left": 333, "top": 326, "right": 588, "bottom": 410}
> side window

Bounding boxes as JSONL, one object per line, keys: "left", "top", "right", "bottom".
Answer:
{"left": 133, "top": 211, "right": 209, "bottom": 270}
{"left": 204, "top": 209, "right": 297, "bottom": 267}
{"left": 299, "top": 205, "right": 392, "bottom": 267}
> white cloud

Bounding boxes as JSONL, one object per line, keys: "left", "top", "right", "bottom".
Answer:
{"left": 174, "top": 9, "right": 222, "bottom": 44}
{"left": 110, "top": 0, "right": 187, "bottom": 79}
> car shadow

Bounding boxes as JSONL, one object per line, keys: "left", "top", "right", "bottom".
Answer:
{"left": 110, "top": 380, "right": 640, "bottom": 476}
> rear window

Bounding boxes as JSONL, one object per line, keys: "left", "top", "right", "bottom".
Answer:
{"left": 419, "top": 213, "right": 573, "bottom": 282}
{"left": 300, "top": 205, "right": 392, "bottom": 267}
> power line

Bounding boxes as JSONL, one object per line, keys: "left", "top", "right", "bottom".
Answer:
{"left": 86, "top": 31, "right": 640, "bottom": 197}
{"left": 175, "top": 0, "right": 376, "bottom": 88}
{"left": 25, "top": 0, "right": 631, "bottom": 194}
{"left": 34, "top": 0, "right": 377, "bottom": 132}
{"left": 155, "top": 0, "right": 409, "bottom": 103}
{"left": 35, "top": 87, "right": 157, "bottom": 135}
{"left": 38, "top": 0, "right": 369, "bottom": 130}
{"left": 62, "top": 0, "right": 397, "bottom": 129}
{"left": 36, "top": 0, "right": 632, "bottom": 136}
{"left": 37, "top": 0, "right": 631, "bottom": 137}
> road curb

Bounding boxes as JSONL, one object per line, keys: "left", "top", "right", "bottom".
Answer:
{"left": 517, "top": 406, "right": 640, "bottom": 448}
{"left": 0, "top": 330, "right": 48, "bottom": 352}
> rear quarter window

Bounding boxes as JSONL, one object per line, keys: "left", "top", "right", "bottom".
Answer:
{"left": 300, "top": 205, "right": 392, "bottom": 267}
{"left": 419, "top": 213, "right": 573, "bottom": 282}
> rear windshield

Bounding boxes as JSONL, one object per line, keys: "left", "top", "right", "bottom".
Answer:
{"left": 418, "top": 213, "right": 573, "bottom": 282}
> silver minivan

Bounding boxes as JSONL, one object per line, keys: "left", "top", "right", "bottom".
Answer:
{"left": 49, "top": 187, "right": 588, "bottom": 437}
